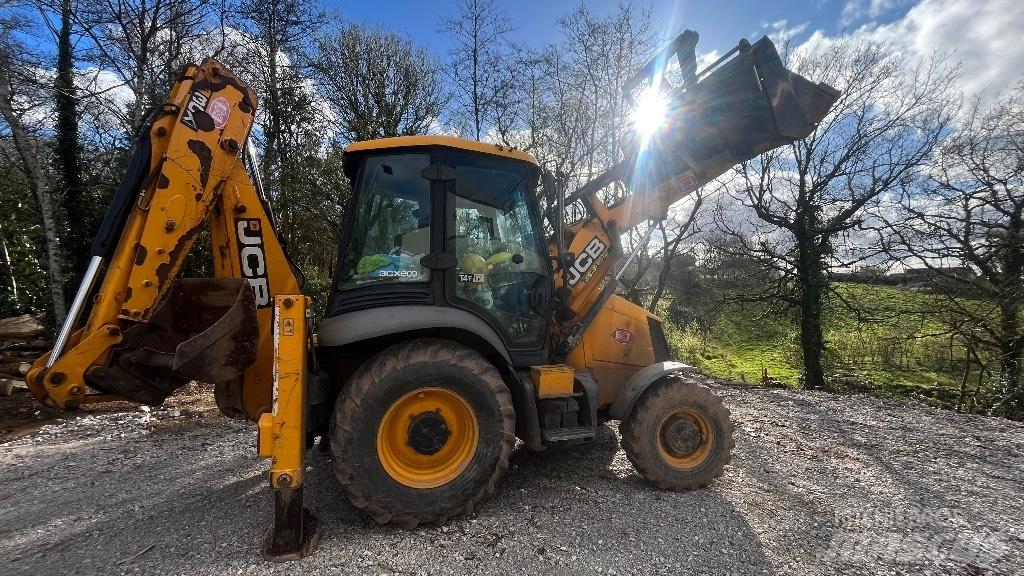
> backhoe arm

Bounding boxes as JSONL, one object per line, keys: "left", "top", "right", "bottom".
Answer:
{"left": 26, "top": 59, "right": 299, "bottom": 418}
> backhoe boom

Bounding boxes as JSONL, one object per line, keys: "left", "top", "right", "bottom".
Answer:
{"left": 25, "top": 58, "right": 316, "bottom": 560}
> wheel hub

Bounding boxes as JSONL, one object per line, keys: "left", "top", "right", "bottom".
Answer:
{"left": 376, "top": 387, "right": 480, "bottom": 489}
{"left": 660, "top": 417, "right": 703, "bottom": 457}
{"left": 407, "top": 411, "right": 450, "bottom": 455}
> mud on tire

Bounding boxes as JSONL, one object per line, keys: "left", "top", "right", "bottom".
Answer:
{"left": 620, "top": 378, "right": 734, "bottom": 490}
{"left": 329, "top": 338, "right": 515, "bottom": 528}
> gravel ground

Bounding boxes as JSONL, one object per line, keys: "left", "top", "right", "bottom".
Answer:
{"left": 1, "top": 383, "right": 1022, "bottom": 576}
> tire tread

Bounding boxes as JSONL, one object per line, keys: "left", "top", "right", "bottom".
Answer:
{"left": 330, "top": 338, "right": 515, "bottom": 528}
{"left": 620, "top": 378, "right": 735, "bottom": 490}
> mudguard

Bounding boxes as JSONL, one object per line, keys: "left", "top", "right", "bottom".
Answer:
{"left": 317, "top": 306, "right": 513, "bottom": 366}
{"left": 608, "top": 361, "right": 699, "bottom": 421}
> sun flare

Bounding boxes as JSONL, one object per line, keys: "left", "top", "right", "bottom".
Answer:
{"left": 630, "top": 87, "right": 670, "bottom": 141}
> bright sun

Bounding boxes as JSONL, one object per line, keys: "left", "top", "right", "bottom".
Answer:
{"left": 630, "top": 87, "right": 669, "bottom": 142}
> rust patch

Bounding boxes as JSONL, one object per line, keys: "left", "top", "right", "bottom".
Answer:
{"left": 152, "top": 224, "right": 203, "bottom": 294}
{"left": 187, "top": 139, "right": 213, "bottom": 191}
{"left": 158, "top": 174, "right": 170, "bottom": 189}
{"left": 192, "top": 109, "right": 216, "bottom": 132}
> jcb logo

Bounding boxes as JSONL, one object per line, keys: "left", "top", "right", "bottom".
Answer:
{"left": 567, "top": 237, "right": 607, "bottom": 287}
{"left": 236, "top": 218, "right": 271, "bottom": 308}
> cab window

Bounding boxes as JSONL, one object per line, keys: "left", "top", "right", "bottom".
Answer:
{"left": 340, "top": 154, "right": 431, "bottom": 287}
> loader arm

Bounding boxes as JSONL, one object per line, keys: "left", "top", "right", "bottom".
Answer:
{"left": 548, "top": 31, "right": 840, "bottom": 354}
{"left": 26, "top": 58, "right": 299, "bottom": 419}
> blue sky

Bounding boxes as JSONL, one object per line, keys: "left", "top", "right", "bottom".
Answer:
{"left": 330, "top": 0, "right": 908, "bottom": 59}
{"left": 330, "top": 0, "right": 1024, "bottom": 97}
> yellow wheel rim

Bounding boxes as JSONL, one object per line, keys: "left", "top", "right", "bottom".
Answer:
{"left": 376, "top": 387, "right": 479, "bottom": 489}
{"left": 656, "top": 408, "right": 715, "bottom": 470}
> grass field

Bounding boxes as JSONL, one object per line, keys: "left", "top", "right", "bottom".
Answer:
{"left": 663, "top": 283, "right": 981, "bottom": 407}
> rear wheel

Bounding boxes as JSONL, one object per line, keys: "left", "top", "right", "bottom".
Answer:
{"left": 330, "top": 338, "right": 515, "bottom": 528}
{"left": 620, "top": 378, "right": 733, "bottom": 490}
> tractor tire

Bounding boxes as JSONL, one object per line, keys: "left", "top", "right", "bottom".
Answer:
{"left": 620, "top": 378, "right": 734, "bottom": 490}
{"left": 330, "top": 338, "right": 515, "bottom": 528}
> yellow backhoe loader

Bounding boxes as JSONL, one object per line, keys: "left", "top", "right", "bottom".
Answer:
{"left": 26, "top": 30, "right": 838, "bottom": 561}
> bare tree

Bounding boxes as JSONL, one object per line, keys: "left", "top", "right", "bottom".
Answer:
{"left": 555, "top": 4, "right": 652, "bottom": 182}
{"left": 622, "top": 190, "right": 704, "bottom": 312}
{"left": 310, "top": 23, "right": 448, "bottom": 143}
{"left": 28, "top": 0, "right": 88, "bottom": 282}
{"left": 0, "top": 14, "right": 67, "bottom": 323}
{"left": 717, "top": 42, "right": 958, "bottom": 389}
{"left": 882, "top": 86, "right": 1024, "bottom": 418}
{"left": 647, "top": 194, "right": 705, "bottom": 312}
{"left": 512, "top": 46, "right": 597, "bottom": 180}
{"left": 0, "top": 219, "right": 16, "bottom": 303}
{"left": 232, "top": 0, "right": 322, "bottom": 180}
{"left": 505, "top": 3, "right": 654, "bottom": 208}
{"left": 441, "top": 0, "right": 514, "bottom": 140}
{"left": 76, "top": 0, "right": 212, "bottom": 136}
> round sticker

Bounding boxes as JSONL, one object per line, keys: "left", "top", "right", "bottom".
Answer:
{"left": 207, "top": 97, "right": 231, "bottom": 129}
{"left": 611, "top": 328, "right": 633, "bottom": 344}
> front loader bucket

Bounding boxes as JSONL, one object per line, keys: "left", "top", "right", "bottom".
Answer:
{"left": 85, "top": 278, "right": 259, "bottom": 405}
{"left": 626, "top": 34, "right": 840, "bottom": 191}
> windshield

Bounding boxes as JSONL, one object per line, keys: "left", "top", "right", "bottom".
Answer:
{"left": 451, "top": 158, "right": 548, "bottom": 346}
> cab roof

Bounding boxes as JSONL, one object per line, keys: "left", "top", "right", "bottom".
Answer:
{"left": 344, "top": 135, "right": 539, "bottom": 166}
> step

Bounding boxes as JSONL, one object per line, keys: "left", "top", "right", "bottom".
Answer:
{"left": 542, "top": 426, "right": 596, "bottom": 443}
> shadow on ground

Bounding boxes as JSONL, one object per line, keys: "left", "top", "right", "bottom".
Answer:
{"left": 7, "top": 387, "right": 1019, "bottom": 576}
{"left": 0, "top": 419, "right": 777, "bottom": 576}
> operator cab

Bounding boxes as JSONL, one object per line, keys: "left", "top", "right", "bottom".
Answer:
{"left": 330, "top": 136, "right": 553, "bottom": 364}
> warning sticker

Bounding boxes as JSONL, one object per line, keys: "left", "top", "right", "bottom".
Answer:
{"left": 207, "top": 97, "right": 231, "bottom": 129}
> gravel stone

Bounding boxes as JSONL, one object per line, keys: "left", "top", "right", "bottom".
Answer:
{"left": 1, "top": 382, "right": 1021, "bottom": 575}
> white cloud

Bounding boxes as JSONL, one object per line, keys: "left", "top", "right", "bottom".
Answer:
{"left": 841, "top": 0, "right": 912, "bottom": 27}
{"left": 803, "top": 0, "right": 1024, "bottom": 98}
{"left": 696, "top": 50, "right": 720, "bottom": 72}
{"left": 759, "top": 19, "right": 809, "bottom": 46}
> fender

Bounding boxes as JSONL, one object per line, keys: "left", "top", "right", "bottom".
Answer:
{"left": 317, "top": 305, "right": 512, "bottom": 365}
{"left": 608, "top": 361, "right": 699, "bottom": 420}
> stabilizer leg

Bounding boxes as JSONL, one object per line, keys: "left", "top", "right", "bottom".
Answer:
{"left": 263, "top": 486, "right": 321, "bottom": 562}
{"left": 258, "top": 295, "right": 321, "bottom": 562}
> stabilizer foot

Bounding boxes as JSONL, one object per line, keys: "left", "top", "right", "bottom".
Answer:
{"left": 262, "top": 487, "right": 321, "bottom": 562}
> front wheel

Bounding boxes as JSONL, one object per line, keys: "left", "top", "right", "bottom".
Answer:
{"left": 620, "top": 378, "right": 734, "bottom": 490}
{"left": 330, "top": 338, "right": 515, "bottom": 528}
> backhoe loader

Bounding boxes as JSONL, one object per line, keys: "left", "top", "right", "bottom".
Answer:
{"left": 26, "top": 30, "right": 838, "bottom": 561}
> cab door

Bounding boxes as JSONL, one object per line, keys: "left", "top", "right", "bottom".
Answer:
{"left": 444, "top": 152, "right": 551, "bottom": 358}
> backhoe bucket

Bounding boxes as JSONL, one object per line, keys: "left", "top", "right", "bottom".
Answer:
{"left": 85, "top": 278, "right": 259, "bottom": 405}
{"left": 626, "top": 33, "right": 840, "bottom": 191}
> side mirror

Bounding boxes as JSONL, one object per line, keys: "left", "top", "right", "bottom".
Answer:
{"left": 542, "top": 172, "right": 557, "bottom": 206}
